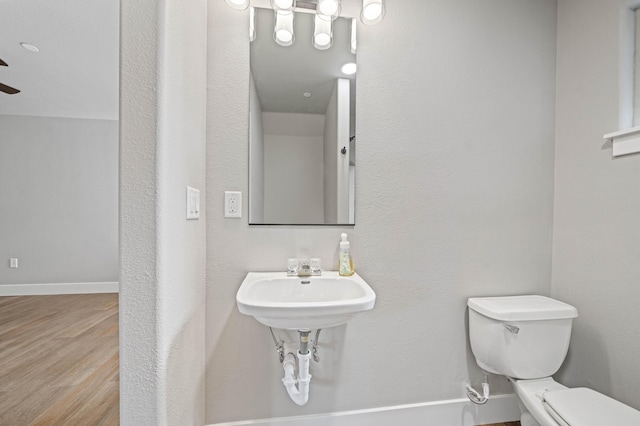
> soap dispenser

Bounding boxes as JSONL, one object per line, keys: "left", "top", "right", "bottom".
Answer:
{"left": 339, "top": 233, "right": 354, "bottom": 276}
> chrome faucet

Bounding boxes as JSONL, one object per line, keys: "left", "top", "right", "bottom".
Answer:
{"left": 287, "top": 258, "right": 322, "bottom": 276}
{"left": 298, "top": 260, "right": 312, "bottom": 276}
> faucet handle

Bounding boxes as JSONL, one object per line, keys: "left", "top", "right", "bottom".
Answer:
{"left": 287, "top": 258, "right": 299, "bottom": 275}
{"left": 310, "top": 258, "right": 321, "bottom": 275}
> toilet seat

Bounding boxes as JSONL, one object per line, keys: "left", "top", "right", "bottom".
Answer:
{"left": 542, "top": 387, "right": 640, "bottom": 426}
{"left": 512, "top": 378, "right": 568, "bottom": 426}
{"left": 512, "top": 378, "right": 640, "bottom": 426}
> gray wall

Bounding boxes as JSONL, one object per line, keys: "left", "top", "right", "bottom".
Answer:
{"left": 120, "top": 0, "right": 207, "bottom": 423}
{"left": 263, "top": 112, "right": 325, "bottom": 224}
{"left": 323, "top": 83, "right": 338, "bottom": 224}
{"left": 553, "top": 0, "right": 640, "bottom": 411}
{"left": 635, "top": 8, "right": 640, "bottom": 126}
{"left": 0, "top": 115, "right": 118, "bottom": 286}
{"left": 205, "top": 0, "right": 557, "bottom": 422}
{"left": 249, "top": 74, "right": 265, "bottom": 223}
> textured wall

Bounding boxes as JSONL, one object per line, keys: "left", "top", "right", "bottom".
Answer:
{"left": 156, "top": 0, "right": 207, "bottom": 423}
{"left": 120, "top": 0, "right": 207, "bottom": 424}
{"left": 249, "top": 74, "right": 264, "bottom": 223}
{"left": 553, "top": 0, "right": 640, "bottom": 411}
{"left": 263, "top": 113, "right": 325, "bottom": 224}
{"left": 120, "top": 0, "right": 160, "bottom": 422}
{"left": 635, "top": 9, "right": 640, "bottom": 125}
{"left": 205, "top": 0, "right": 557, "bottom": 423}
{"left": 0, "top": 115, "right": 118, "bottom": 286}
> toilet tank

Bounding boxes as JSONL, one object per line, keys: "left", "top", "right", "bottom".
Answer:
{"left": 467, "top": 295, "right": 578, "bottom": 380}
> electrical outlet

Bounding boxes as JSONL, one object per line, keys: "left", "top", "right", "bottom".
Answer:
{"left": 9, "top": 258, "right": 18, "bottom": 268}
{"left": 224, "top": 191, "right": 242, "bottom": 218}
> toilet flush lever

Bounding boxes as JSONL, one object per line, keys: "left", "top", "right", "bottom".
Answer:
{"left": 503, "top": 323, "right": 520, "bottom": 334}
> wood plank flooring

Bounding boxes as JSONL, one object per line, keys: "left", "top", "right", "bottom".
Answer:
{"left": 0, "top": 294, "right": 119, "bottom": 425}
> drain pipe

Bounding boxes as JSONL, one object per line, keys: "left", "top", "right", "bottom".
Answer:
{"left": 466, "top": 375, "right": 490, "bottom": 405}
{"left": 282, "top": 331, "right": 312, "bottom": 406}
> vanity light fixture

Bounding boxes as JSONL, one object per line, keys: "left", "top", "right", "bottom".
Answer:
{"left": 360, "top": 0, "right": 384, "bottom": 25}
{"left": 224, "top": 0, "right": 249, "bottom": 11}
{"left": 313, "top": 14, "right": 333, "bottom": 50}
{"left": 224, "top": 0, "right": 383, "bottom": 48}
{"left": 274, "top": 10, "right": 295, "bottom": 46}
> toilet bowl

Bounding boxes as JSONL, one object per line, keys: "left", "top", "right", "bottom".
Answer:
{"left": 467, "top": 295, "right": 640, "bottom": 426}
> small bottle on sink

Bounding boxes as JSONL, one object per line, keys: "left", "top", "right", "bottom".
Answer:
{"left": 339, "top": 233, "right": 354, "bottom": 276}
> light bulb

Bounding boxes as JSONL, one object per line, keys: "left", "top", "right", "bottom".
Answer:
{"left": 274, "top": 0, "right": 294, "bottom": 9}
{"left": 224, "top": 0, "right": 249, "bottom": 11}
{"left": 363, "top": 3, "right": 381, "bottom": 20}
{"left": 360, "top": 0, "right": 384, "bottom": 24}
{"left": 313, "top": 14, "right": 333, "bottom": 50}
{"left": 318, "top": 0, "right": 339, "bottom": 16}
{"left": 315, "top": 33, "right": 331, "bottom": 47}
{"left": 277, "top": 30, "right": 293, "bottom": 43}
{"left": 274, "top": 10, "right": 295, "bottom": 46}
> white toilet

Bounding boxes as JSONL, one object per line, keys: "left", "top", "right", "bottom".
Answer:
{"left": 467, "top": 295, "right": 640, "bottom": 426}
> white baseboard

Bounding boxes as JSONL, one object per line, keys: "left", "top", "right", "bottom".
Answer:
{"left": 209, "top": 394, "right": 521, "bottom": 426}
{"left": 0, "top": 281, "right": 119, "bottom": 296}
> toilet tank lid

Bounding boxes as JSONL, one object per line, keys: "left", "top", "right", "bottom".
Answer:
{"left": 467, "top": 295, "right": 578, "bottom": 321}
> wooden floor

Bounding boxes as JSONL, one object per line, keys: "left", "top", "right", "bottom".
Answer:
{"left": 0, "top": 294, "right": 119, "bottom": 425}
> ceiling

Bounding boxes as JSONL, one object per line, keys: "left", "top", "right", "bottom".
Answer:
{"left": 0, "top": 0, "right": 119, "bottom": 120}
{"left": 0, "top": 0, "right": 359, "bottom": 120}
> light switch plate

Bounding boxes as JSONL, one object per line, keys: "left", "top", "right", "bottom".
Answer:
{"left": 9, "top": 258, "right": 18, "bottom": 268}
{"left": 187, "top": 187, "right": 200, "bottom": 220}
{"left": 224, "top": 191, "right": 242, "bottom": 218}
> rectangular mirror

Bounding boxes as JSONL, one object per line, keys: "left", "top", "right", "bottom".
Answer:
{"left": 249, "top": 6, "right": 356, "bottom": 225}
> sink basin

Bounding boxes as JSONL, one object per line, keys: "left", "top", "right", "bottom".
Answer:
{"left": 236, "top": 271, "right": 376, "bottom": 330}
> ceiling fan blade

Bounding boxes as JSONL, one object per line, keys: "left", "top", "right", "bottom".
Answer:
{"left": 0, "top": 82, "right": 20, "bottom": 95}
{"left": 0, "top": 58, "right": 7, "bottom": 67}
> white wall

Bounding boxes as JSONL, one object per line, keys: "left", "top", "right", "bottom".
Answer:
{"left": 335, "top": 78, "right": 350, "bottom": 224}
{"left": 635, "top": 9, "right": 640, "bottom": 126}
{"left": 323, "top": 83, "right": 338, "bottom": 224}
{"left": 553, "top": 0, "right": 640, "bottom": 411}
{"left": 249, "top": 74, "right": 265, "bottom": 223}
{"left": 0, "top": 115, "right": 118, "bottom": 288}
{"left": 120, "top": 0, "right": 207, "bottom": 424}
{"left": 262, "top": 112, "right": 325, "bottom": 224}
{"left": 322, "top": 78, "right": 351, "bottom": 224}
{"left": 205, "top": 0, "right": 557, "bottom": 423}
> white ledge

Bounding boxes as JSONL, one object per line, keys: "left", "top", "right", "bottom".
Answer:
{"left": 603, "top": 126, "right": 640, "bottom": 157}
{"left": 603, "top": 126, "right": 640, "bottom": 140}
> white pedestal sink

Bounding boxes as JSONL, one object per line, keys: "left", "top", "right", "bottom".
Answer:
{"left": 236, "top": 271, "right": 376, "bottom": 330}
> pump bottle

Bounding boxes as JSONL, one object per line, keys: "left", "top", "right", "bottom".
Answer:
{"left": 339, "top": 233, "right": 354, "bottom": 276}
